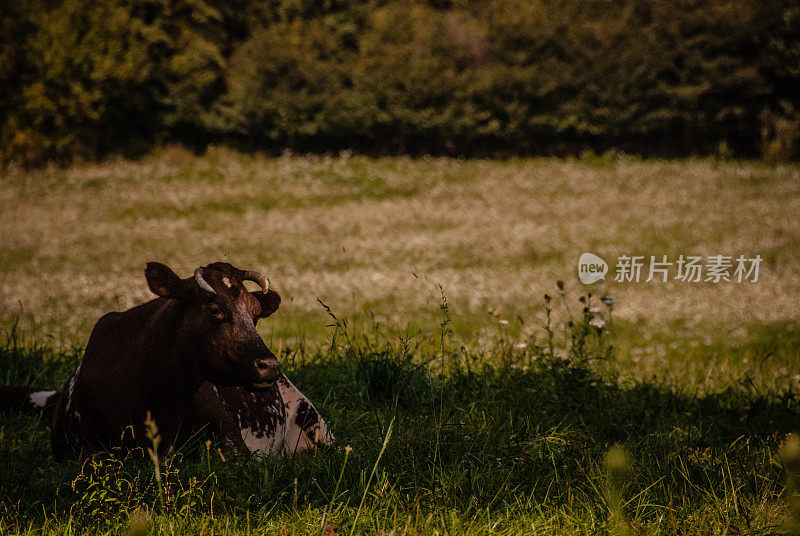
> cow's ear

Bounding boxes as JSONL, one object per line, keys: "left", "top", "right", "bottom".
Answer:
{"left": 145, "top": 262, "right": 184, "bottom": 299}
{"left": 254, "top": 289, "right": 281, "bottom": 318}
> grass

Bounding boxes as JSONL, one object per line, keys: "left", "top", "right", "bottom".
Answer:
{"left": 1, "top": 149, "right": 800, "bottom": 534}
{"left": 1, "top": 297, "right": 799, "bottom": 534}
{"left": 1, "top": 148, "right": 798, "bottom": 348}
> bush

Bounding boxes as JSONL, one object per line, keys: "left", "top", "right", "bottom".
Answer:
{"left": 1, "top": 0, "right": 799, "bottom": 163}
{"left": 221, "top": 18, "right": 365, "bottom": 145}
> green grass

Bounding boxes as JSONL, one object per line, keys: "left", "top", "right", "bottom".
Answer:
{"left": 1, "top": 293, "right": 799, "bottom": 535}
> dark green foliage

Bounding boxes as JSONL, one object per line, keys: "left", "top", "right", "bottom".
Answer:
{"left": 3, "top": 0, "right": 160, "bottom": 165}
{"left": 2, "top": 0, "right": 799, "bottom": 164}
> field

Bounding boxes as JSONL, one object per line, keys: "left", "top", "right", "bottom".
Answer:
{"left": 1, "top": 150, "right": 800, "bottom": 534}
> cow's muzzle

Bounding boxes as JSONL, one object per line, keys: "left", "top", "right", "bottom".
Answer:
{"left": 250, "top": 357, "right": 280, "bottom": 390}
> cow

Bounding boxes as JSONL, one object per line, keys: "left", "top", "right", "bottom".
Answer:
{"left": 0, "top": 262, "right": 334, "bottom": 458}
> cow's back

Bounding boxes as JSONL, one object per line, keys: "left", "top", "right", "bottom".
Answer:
{"left": 52, "top": 300, "right": 181, "bottom": 456}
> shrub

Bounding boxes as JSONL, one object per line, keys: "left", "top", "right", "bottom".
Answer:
{"left": 2, "top": 0, "right": 799, "bottom": 163}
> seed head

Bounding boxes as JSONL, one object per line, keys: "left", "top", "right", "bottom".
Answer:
{"left": 604, "top": 445, "right": 633, "bottom": 487}
{"left": 125, "top": 508, "right": 151, "bottom": 536}
{"left": 781, "top": 434, "right": 800, "bottom": 475}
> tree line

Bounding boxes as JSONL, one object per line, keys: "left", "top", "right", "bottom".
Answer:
{"left": 1, "top": 0, "right": 799, "bottom": 165}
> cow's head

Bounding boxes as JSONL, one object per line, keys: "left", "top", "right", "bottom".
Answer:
{"left": 144, "top": 262, "right": 282, "bottom": 390}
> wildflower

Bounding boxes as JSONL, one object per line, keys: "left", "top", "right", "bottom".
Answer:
{"left": 601, "top": 295, "right": 616, "bottom": 305}
{"left": 589, "top": 317, "right": 606, "bottom": 330}
{"left": 498, "top": 319, "right": 509, "bottom": 325}
{"left": 556, "top": 280, "right": 567, "bottom": 295}
{"left": 514, "top": 342, "right": 527, "bottom": 350}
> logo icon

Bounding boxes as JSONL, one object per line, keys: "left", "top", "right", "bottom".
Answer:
{"left": 578, "top": 252, "right": 608, "bottom": 284}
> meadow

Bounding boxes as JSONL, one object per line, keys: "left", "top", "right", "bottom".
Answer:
{"left": 1, "top": 150, "right": 800, "bottom": 534}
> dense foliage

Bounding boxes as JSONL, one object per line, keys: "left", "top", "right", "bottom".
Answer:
{"left": 2, "top": 0, "right": 799, "bottom": 164}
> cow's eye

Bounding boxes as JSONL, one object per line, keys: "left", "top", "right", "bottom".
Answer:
{"left": 208, "top": 304, "right": 227, "bottom": 322}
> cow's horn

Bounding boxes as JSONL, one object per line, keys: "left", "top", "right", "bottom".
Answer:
{"left": 194, "top": 267, "right": 216, "bottom": 294}
{"left": 243, "top": 270, "right": 270, "bottom": 293}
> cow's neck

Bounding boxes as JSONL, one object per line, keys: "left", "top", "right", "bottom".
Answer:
{"left": 138, "top": 298, "right": 205, "bottom": 403}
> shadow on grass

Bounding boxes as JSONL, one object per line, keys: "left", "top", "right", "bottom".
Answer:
{"left": 1, "top": 340, "right": 798, "bottom": 528}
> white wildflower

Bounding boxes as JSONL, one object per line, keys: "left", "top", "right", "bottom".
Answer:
{"left": 589, "top": 316, "right": 606, "bottom": 329}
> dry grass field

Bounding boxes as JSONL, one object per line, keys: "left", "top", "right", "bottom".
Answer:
{"left": 1, "top": 148, "right": 799, "bottom": 376}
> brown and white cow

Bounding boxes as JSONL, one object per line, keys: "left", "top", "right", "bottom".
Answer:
{"left": 191, "top": 375, "right": 334, "bottom": 456}
{"left": 1, "top": 262, "right": 333, "bottom": 458}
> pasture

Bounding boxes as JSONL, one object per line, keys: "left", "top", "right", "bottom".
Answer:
{"left": 1, "top": 150, "right": 800, "bottom": 534}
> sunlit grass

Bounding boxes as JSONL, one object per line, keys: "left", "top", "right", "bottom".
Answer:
{"left": 1, "top": 148, "right": 798, "bottom": 352}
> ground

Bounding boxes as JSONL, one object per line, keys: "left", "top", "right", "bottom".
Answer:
{"left": 1, "top": 150, "right": 799, "bottom": 534}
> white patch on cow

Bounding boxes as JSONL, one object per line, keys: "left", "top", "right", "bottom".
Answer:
{"left": 240, "top": 426, "right": 282, "bottom": 455}
{"left": 277, "top": 376, "right": 335, "bottom": 455}
{"left": 235, "top": 394, "right": 284, "bottom": 455}
{"left": 29, "top": 390, "right": 57, "bottom": 409}
{"left": 66, "top": 362, "right": 82, "bottom": 410}
{"left": 222, "top": 277, "right": 232, "bottom": 288}
{"left": 315, "top": 416, "right": 333, "bottom": 446}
